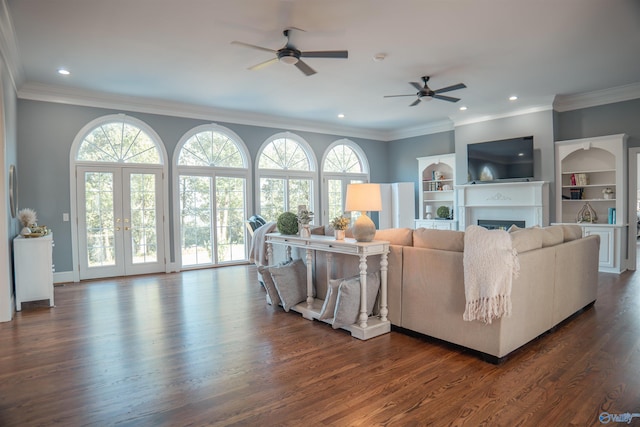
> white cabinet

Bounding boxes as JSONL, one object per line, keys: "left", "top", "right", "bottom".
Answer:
{"left": 414, "top": 219, "right": 457, "bottom": 230}
{"left": 581, "top": 225, "right": 623, "bottom": 271}
{"left": 13, "top": 233, "right": 54, "bottom": 311}
{"left": 555, "top": 134, "right": 628, "bottom": 273}
{"left": 417, "top": 154, "right": 457, "bottom": 229}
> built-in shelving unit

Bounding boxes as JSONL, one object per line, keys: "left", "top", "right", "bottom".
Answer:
{"left": 555, "top": 134, "right": 628, "bottom": 273}
{"left": 415, "top": 154, "right": 457, "bottom": 230}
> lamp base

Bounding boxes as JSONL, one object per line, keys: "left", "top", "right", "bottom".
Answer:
{"left": 352, "top": 212, "right": 376, "bottom": 242}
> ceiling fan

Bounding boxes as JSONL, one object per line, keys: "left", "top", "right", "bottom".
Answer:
{"left": 231, "top": 29, "right": 348, "bottom": 76}
{"left": 384, "top": 76, "right": 466, "bottom": 106}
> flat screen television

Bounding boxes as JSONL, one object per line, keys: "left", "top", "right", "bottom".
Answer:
{"left": 467, "top": 136, "right": 534, "bottom": 183}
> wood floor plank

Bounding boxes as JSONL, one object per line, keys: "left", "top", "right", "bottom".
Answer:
{"left": 0, "top": 265, "right": 639, "bottom": 426}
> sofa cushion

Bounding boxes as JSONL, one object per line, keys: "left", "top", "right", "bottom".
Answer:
{"left": 562, "top": 224, "right": 583, "bottom": 242}
{"left": 269, "top": 258, "right": 308, "bottom": 312}
{"left": 412, "top": 228, "right": 464, "bottom": 252}
{"left": 540, "top": 226, "right": 564, "bottom": 247}
{"left": 332, "top": 271, "right": 380, "bottom": 329}
{"left": 374, "top": 228, "right": 413, "bottom": 246}
{"left": 509, "top": 227, "right": 543, "bottom": 253}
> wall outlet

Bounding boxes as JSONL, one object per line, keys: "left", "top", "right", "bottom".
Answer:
{"left": 63, "top": 213, "right": 69, "bottom": 222}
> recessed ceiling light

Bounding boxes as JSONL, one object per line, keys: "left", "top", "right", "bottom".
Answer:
{"left": 337, "top": 113, "right": 345, "bottom": 118}
{"left": 459, "top": 106, "right": 467, "bottom": 111}
{"left": 57, "top": 68, "right": 70, "bottom": 75}
{"left": 509, "top": 95, "right": 518, "bottom": 101}
{"left": 372, "top": 53, "right": 386, "bottom": 62}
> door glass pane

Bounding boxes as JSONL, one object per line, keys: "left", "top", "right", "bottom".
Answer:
{"left": 216, "top": 177, "right": 246, "bottom": 263}
{"left": 130, "top": 173, "right": 158, "bottom": 264}
{"left": 289, "top": 179, "right": 312, "bottom": 214}
{"left": 260, "top": 177, "right": 285, "bottom": 220}
{"left": 180, "top": 175, "right": 212, "bottom": 266}
{"left": 327, "top": 179, "right": 343, "bottom": 220}
{"left": 85, "top": 172, "right": 116, "bottom": 267}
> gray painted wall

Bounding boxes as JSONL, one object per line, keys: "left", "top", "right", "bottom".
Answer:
{"left": 387, "top": 131, "right": 455, "bottom": 218}
{"left": 16, "top": 99, "right": 389, "bottom": 273}
{"left": 555, "top": 98, "right": 640, "bottom": 149}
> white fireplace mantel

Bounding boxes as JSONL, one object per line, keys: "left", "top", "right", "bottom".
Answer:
{"left": 456, "top": 181, "right": 549, "bottom": 230}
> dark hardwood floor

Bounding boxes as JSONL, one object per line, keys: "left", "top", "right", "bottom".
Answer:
{"left": 1, "top": 265, "right": 639, "bottom": 426}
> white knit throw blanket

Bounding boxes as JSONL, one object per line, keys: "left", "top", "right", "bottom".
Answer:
{"left": 463, "top": 225, "right": 520, "bottom": 324}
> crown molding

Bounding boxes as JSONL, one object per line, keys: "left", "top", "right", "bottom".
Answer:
{"left": 386, "top": 119, "right": 455, "bottom": 140}
{"left": 553, "top": 82, "right": 640, "bottom": 112}
{"left": 0, "top": 0, "right": 25, "bottom": 91}
{"left": 17, "top": 82, "right": 392, "bottom": 141}
{"left": 453, "top": 104, "right": 553, "bottom": 127}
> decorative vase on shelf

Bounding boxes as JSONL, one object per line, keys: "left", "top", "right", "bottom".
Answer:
{"left": 334, "top": 229, "right": 345, "bottom": 240}
{"left": 20, "top": 227, "right": 31, "bottom": 236}
{"left": 300, "top": 224, "right": 311, "bottom": 238}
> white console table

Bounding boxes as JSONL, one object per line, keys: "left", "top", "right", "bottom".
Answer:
{"left": 266, "top": 233, "right": 390, "bottom": 340}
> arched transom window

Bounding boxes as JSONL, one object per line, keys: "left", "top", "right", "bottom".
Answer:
{"left": 178, "top": 130, "right": 245, "bottom": 167}
{"left": 77, "top": 120, "right": 161, "bottom": 164}
{"left": 256, "top": 133, "right": 317, "bottom": 221}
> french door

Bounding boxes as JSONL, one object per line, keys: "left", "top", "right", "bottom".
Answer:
{"left": 77, "top": 165, "right": 165, "bottom": 280}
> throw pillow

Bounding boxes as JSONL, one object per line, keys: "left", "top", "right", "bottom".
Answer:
{"left": 332, "top": 271, "right": 381, "bottom": 329}
{"left": 258, "top": 264, "right": 282, "bottom": 307}
{"left": 270, "top": 258, "right": 308, "bottom": 312}
{"left": 318, "top": 278, "right": 341, "bottom": 320}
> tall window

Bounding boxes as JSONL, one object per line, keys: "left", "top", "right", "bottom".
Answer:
{"left": 175, "top": 125, "right": 250, "bottom": 267}
{"left": 322, "top": 140, "right": 369, "bottom": 223}
{"left": 256, "top": 133, "right": 317, "bottom": 221}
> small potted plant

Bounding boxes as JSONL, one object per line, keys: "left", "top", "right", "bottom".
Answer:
{"left": 297, "top": 209, "right": 314, "bottom": 238}
{"left": 330, "top": 216, "right": 350, "bottom": 240}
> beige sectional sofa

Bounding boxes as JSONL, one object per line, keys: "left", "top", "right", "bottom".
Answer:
{"left": 262, "top": 224, "right": 600, "bottom": 362}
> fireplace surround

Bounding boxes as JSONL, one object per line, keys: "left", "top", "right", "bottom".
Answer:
{"left": 456, "top": 181, "right": 549, "bottom": 230}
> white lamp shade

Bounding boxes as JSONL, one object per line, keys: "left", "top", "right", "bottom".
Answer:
{"left": 345, "top": 183, "right": 382, "bottom": 212}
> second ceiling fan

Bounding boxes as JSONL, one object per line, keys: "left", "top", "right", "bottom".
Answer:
{"left": 231, "top": 28, "right": 348, "bottom": 76}
{"left": 385, "top": 76, "right": 466, "bottom": 106}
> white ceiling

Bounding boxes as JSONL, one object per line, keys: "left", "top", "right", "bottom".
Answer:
{"left": 5, "top": 0, "right": 640, "bottom": 140}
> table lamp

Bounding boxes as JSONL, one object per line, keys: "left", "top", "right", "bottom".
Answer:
{"left": 425, "top": 205, "right": 433, "bottom": 220}
{"left": 345, "top": 183, "right": 382, "bottom": 242}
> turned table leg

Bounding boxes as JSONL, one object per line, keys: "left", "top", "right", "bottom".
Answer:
{"left": 358, "top": 254, "right": 368, "bottom": 328}
{"left": 380, "top": 251, "right": 389, "bottom": 322}
{"left": 306, "top": 248, "right": 314, "bottom": 307}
